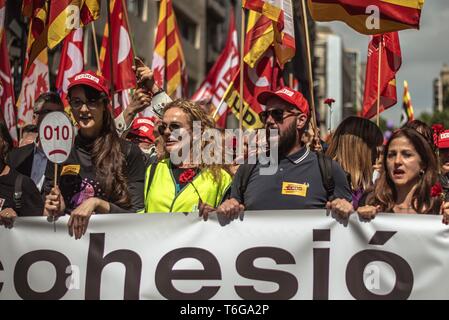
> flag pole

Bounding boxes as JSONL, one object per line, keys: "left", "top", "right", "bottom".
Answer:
{"left": 239, "top": 7, "right": 246, "bottom": 131}
{"left": 106, "top": 0, "right": 115, "bottom": 109}
{"left": 91, "top": 23, "right": 101, "bottom": 75}
{"left": 289, "top": 72, "right": 294, "bottom": 88}
{"left": 212, "top": 78, "right": 235, "bottom": 120}
{"left": 301, "top": 0, "right": 318, "bottom": 138}
{"left": 376, "top": 35, "right": 383, "bottom": 127}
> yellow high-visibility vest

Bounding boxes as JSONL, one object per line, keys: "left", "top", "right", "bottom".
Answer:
{"left": 142, "top": 159, "right": 232, "bottom": 213}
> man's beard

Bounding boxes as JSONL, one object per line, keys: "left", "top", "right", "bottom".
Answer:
{"left": 267, "top": 121, "right": 297, "bottom": 158}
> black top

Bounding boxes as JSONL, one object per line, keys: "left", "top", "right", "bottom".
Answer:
{"left": 46, "top": 134, "right": 145, "bottom": 214}
{"left": 231, "top": 147, "right": 352, "bottom": 210}
{"left": 0, "top": 167, "right": 43, "bottom": 216}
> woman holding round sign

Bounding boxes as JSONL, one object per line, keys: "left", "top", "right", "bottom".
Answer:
{"left": 44, "top": 71, "right": 146, "bottom": 239}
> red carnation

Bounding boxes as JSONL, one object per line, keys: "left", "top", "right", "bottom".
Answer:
{"left": 324, "top": 98, "right": 335, "bottom": 107}
{"left": 431, "top": 182, "right": 443, "bottom": 198}
{"left": 179, "top": 169, "right": 196, "bottom": 184}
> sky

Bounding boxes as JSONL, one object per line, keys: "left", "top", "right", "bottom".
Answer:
{"left": 317, "top": 0, "right": 449, "bottom": 126}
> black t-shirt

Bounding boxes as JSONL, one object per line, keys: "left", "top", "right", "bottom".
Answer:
{"left": 0, "top": 167, "right": 43, "bottom": 216}
{"left": 45, "top": 134, "right": 145, "bottom": 214}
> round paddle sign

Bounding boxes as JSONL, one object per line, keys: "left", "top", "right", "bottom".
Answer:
{"left": 39, "top": 111, "right": 74, "bottom": 163}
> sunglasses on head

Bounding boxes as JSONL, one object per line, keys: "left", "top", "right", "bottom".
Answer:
{"left": 259, "top": 109, "right": 300, "bottom": 124}
{"left": 157, "top": 122, "right": 182, "bottom": 135}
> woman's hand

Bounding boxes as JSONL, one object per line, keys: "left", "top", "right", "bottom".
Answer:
{"left": 198, "top": 200, "right": 216, "bottom": 221}
{"left": 133, "top": 62, "right": 161, "bottom": 94}
{"left": 441, "top": 202, "right": 449, "bottom": 225}
{"left": 326, "top": 198, "right": 354, "bottom": 219}
{"left": 44, "top": 186, "right": 65, "bottom": 218}
{"left": 0, "top": 208, "right": 17, "bottom": 229}
{"left": 68, "top": 197, "right": 98, "bottom": 240}
{"left": 357, "top": 205, "right": 381, "bottom": 221}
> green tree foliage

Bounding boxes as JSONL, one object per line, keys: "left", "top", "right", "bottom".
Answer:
{"left": 419, "top": 110, "right": 449, "bottom": 128}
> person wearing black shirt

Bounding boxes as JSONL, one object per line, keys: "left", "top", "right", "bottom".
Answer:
{"left": 44, "top": 71, "right": 147, "bottom": 239}
{"left": 0, "top": 122, "right": 43, "bottom": 228}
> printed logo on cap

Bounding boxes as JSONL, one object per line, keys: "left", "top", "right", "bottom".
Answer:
{"left": 441, "top": 132, "right": 449, "bottom": 139}
{"left": 278, "top": 88, "right": 294, "bottom": 97}
{"left": 74, "top": 73, "right": 100, "bottom": 84}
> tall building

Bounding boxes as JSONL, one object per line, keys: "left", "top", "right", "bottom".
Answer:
{"left": 314, "top": 26, "right": 358, "bottom": 133}
{"left": 433, "top": 64, "right": 449, "bottom": 112}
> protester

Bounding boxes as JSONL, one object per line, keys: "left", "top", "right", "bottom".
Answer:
{"left": 357, "top": 128, "right": 445, "bottom": 220}
{"left": 18, "top": 124, "right": 38, "bottom": 147}
{"left": 0, "top": 121, "right": 43, "bottom": 228}
{"left": 8, "top": 92, "right": 64, "bottom": 195}
{"left": 143, "top": 99, "right": 233, "bottom": 214}
{"left": 326, "top": 116, "right": 383, "bottom": 209}
{"left": 215, "top": 87, "right": 353, "bottom": 220}
{"left": 44, "top": 71, "right": 145, "bottom": 239}
{"left": 126, "top": 116, "right": 158, "bottom": 166}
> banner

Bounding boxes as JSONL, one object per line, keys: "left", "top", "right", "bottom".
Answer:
{"left": 1, "top": 210, "right": 449, "bottom": 300}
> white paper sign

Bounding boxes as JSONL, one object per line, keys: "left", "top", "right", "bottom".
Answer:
{"left": 39, "top": 112, "right": 74, "bottom": 163}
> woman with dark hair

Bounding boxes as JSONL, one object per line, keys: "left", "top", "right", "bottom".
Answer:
{"left": 0, "top": 121, "right": 43, "bottom": 228}
{"left": 357, "top": 127, "right": 445, "bottom": 220}
{"left": 326, "top": 116, "right": 383, "bottom": 209}
{"left": 401, "top": 119, "right": 435, "bottom": 150}
{"left": 44, "top": 71, "right": 146, "bottom": 239}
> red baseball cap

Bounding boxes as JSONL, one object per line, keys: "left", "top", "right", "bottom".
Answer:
{"left": 438, "top": 130, "right": 449, "bottom": 149}
{"left": 257, "top": 87, "right": 309, "bottom": 116}
{"left": 129, "top": 117, "right": 156, "bottom": 143}
{"left": 67, "top": 70, "right": 110, "bottom": 97}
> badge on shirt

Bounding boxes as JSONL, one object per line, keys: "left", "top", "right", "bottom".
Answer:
{"left": 282, "top": 182, "right": 308, "bottom": 197}
{"left": 0, "top": 198, "right": 4, "bottom": 211}
{"left": 61, "top": 164, "right": 80, "bottom": 176}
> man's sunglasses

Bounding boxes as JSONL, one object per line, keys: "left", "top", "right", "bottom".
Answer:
{"left": 259, "top": 109, "right": 300, "bottom": 124}
{"left": 157, "top": 122, "right": 182, "bottom": 135}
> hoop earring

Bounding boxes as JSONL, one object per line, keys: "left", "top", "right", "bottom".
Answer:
{"left": 419, "top": 169, "right": 425, "bottom": 177}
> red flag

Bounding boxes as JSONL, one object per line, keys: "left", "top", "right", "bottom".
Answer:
{"left": 0, "top": 0, "right": 18, "bottom": 142}
{"left": 191, "top": 8, "right": 239, "bottom": 128}
{"left": 362, "top": 32, "right": 402, "bottom": 119}
{"left": 100, "top": 0, "right": 135, "bottom": 93}
{"left": 55, "top": 28, "right": 84, "bottom": 107}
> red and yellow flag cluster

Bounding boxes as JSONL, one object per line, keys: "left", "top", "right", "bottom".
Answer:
{"left": 152, "top": 0, "right": 187, "bottom": 99}
{"left": 400, "top": 80, "right": 415, "bottom": 126}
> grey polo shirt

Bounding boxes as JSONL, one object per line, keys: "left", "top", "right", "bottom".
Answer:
{"left": 230, "top": 147, "right": 352, "bottom": 210}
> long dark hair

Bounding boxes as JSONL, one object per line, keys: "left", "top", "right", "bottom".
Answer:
{"left": 68, "top": 85, "right": 131, "bottom": 208}
{"left": 0, "top": 121, "right": 13, "bottom": 163}
{"left": 366, "top": 128, "right": 439, "bottom": 214}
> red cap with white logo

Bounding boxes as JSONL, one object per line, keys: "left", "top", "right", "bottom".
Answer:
{"left": 257, "top": 87, "right": 309, "bottom": 116}
{"left": 438, "top": 130, "right": 449, "bottom": 149}
{"left": 67, "top": 70, "right": 110, "bottom": 97}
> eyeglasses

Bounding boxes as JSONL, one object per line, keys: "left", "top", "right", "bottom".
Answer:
{"left": 259, "top": 109, "right": 300, "bottom": 124}
{"left": 157, "top": 122, "right": 182, "bottom": 135}
{"left": 68, "top": 98, "right": 103, "bottom": 110}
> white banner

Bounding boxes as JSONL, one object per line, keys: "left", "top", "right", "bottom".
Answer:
{"left": 1, "top": 210, "right": 449, "bottom": 300}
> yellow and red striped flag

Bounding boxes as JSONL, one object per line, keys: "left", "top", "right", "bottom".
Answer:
{"left": 400, "top": 80, "right": 414, "bottom": 126}
{"left": 307, "top": 0, "right": 425, "bottom": 35}
{"left": 242, "top": 0, "right": 295, "bottom": 67}
{"left": 24, "top": 0, "right": 100, "bottom": 72}
{"left": 47, "top": 0, "right": 100, "bottom": 49}
{"left": 17, "top": 0, "right": 50, "bottom": 126}
{"left": 152, "top": 0, "right": 187, "bottom": 99}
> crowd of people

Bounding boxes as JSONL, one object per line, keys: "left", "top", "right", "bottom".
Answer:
{"left": 1, "top": 61, "right": 449, "bottom": 237}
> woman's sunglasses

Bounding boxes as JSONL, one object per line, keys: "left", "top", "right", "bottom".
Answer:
{"left": 157, "top": 122, "right": 182, "bottom": 135}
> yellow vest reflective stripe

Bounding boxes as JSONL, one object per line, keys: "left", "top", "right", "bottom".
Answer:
{"left": 143, "top": 159, "right": 232, "bottom": 213}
